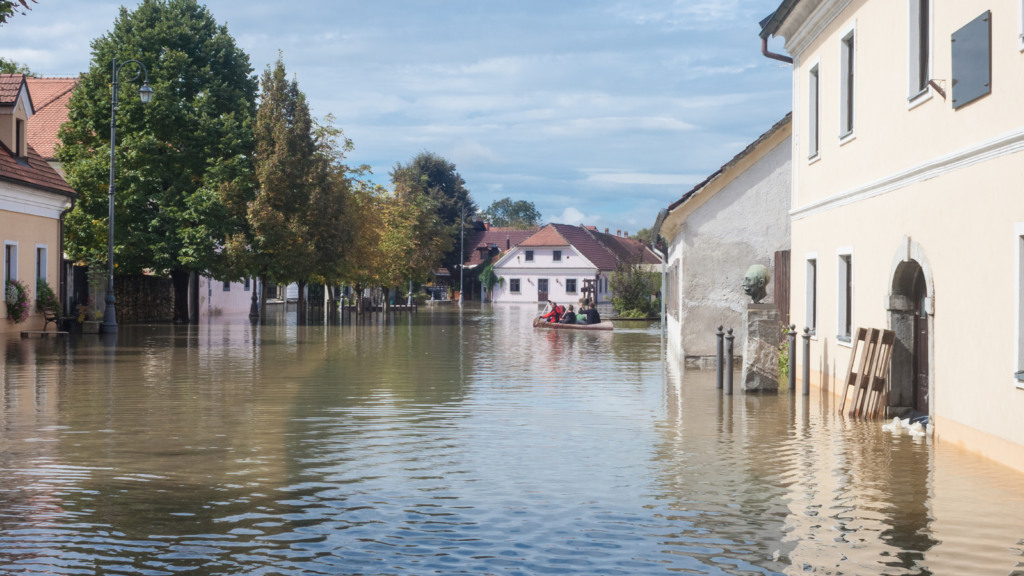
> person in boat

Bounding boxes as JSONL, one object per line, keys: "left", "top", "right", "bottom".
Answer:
{"left": 541, "top": 301, "right": 564, "bottom": 323}
{"left": 584, "top": 302, "right": 602, "bottom": 325}
{"left": 559, "top": 305, "right": 576, "bottom": 324}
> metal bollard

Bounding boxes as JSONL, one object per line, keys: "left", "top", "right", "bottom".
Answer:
{"left": 725, "top": 328, "right": 734, "bottom": 396}
{"left": 716, "top": 325, "right": 724, "bottom": 390}
{"left": 802, "top": 327, "right": 811, "bottom": 396}
{"left": 788, "top": 324, "right": 797, "bottom": 394}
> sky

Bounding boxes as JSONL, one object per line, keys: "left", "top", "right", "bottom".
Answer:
{"left": 0, "top": 0, "right": 792, "bottom": 234}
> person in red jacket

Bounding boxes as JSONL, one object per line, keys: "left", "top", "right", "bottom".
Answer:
{"left": 541, "top": 301, "right": 564, "bottom": 323}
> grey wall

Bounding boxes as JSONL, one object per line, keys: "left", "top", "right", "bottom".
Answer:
{"left": 668, "top": 135, "right": 792, "bottom": 360}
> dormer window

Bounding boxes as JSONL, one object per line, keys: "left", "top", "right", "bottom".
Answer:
{"left": 15, "top": 118, "right": 24, "bottom": 157}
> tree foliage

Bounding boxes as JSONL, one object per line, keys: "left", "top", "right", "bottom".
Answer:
{"left": 609, "top": 253, "right": 660, "bottom": 317}
{"left": 0, "top": 58, "right": 34, "bottom": 75}
{"left": 58, "top": 0, "right": 257, "bottom": 321}
{"left": 0, "top": 0, "right": 35, "bottom": 25}
{"left": 478, "top": 197, "right": 542, "bottom": 229}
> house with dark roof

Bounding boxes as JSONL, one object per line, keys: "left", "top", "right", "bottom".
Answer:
{"left": 658, "top": 114, "right": 791, "bottom": 366}
{"left": 0, "top": 73, "right": 77, "bottom": 333}
{"left": 489, "top": 223, "right": 659, "bottom": 305}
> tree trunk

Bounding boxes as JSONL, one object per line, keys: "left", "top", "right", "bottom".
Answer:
{"left": 189, "top": 271, "right": 199, "bottom": 323}
{"left": 259, "top": 274, "right": 268, "bottom": 322}
{"left": 171, "top": 269, "right": 190, "bottom": 324}
{"left": 297, "top": 279, "right": 307, "bottom": 324}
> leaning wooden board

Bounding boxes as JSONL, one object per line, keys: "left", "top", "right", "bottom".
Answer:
{"left": 533, "top": 318, "right": 614, "bottom": 331}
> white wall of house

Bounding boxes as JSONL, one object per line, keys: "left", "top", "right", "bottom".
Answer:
{"left": 491, "top": 246, "right": 609, "bottom": 304}
{"left": 664, "top": 133, "right": 792, "bottom": 361}
{"left": 198, "top": 275, "right": 255, "bottom": 317}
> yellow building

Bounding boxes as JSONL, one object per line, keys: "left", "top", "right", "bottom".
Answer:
{"left": 761, "top": 0, "right": 1024, "bottom": 472}
{"left": 0, "top": 74, "right": 76, "bottom": 333}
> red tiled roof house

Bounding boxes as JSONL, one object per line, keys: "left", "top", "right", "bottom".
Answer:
{"left": 489, "top": 223, "right": 660, "bottom": 305}
{"left": 0, "top": 74, "right": 76, "bottom": 332}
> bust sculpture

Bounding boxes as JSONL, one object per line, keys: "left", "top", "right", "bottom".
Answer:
{"left": 742, "top": 264, "right": 770, "bottom": 304}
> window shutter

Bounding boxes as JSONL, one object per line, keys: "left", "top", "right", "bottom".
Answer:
{"left": 951, "top": 11, "right": 992, "bottom": 109}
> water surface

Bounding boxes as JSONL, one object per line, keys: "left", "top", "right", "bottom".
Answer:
{"left": 1, "top": 305, "right": 1022, "bottom": 575}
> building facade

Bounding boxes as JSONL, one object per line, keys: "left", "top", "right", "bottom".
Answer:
{"left": 661, "top": 114, "right": 792, "bottom": 364}
{"left": 762, "top": 0, "right": 1024, "bottom": 471}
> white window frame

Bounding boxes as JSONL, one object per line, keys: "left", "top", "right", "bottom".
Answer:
{"left": 223, "top": 281, "right": 231, "bottom": 292}
{"left": 34, "top": 244, "right": 47, "bottom": 299}
{"left": 1015, "top": 223, "right": 1024, "bottom": 387}
{"left": 908, "top": 0, "right": 934, "bottom": 109}
{"left": 510, "top": 278, "right": 521, "bottom": 294}
{"left": 839, "top": 22, "right": 857, "bottom": 145}
{"left": 244, "top": 277, "right": 251, "bottom": 291}
{"left": 4, "top": 241, "right": 18, "bottom": 284}
{"left": 805, "top": 252, "right": 818, "bottom": 339}
{"left": 837, "top": 247, "right": 854, "bottom": 347}
{"left": 566, "top": 278, "right": 577, "bottom": 294}
{"left": 808, "top": 57, "right": 822, "bottom": 163}
{"left": 525, "top": 250, "right": 534, "bottom": 262}
{"left": 553, "top": 250, "right": 562, "bottom": 262}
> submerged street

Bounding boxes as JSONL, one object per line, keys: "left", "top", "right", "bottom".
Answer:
{"left": 1, "top": 306, "right": 1023, "bottom": 575}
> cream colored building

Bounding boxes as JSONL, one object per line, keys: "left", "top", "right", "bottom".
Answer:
{"left": 761, "top": 0, "right": 1024, "bottom": 472}
{"left": 0, "top": 74, "right": 76, "bottom": 333}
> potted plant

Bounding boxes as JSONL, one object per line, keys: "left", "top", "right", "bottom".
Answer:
{"left": 78, "top": 297, "right": 103, "bottom": 333}
{"left": 5, "top": 279, "right": 31, "bottom": 325}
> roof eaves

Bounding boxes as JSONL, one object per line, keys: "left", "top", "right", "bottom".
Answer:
{"left": 759, "top": 0, "right": 801, "bottom": 39}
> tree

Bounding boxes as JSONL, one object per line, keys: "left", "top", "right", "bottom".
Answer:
{"left": 0, "top": 58, "right": 34, "bottom": 75}
{"left": 478, "top": 197, "right": 542, "bottom": 229}
{"left": 631, "top": 227, "right": 664, "bottom": 249}
{"left": 390, "top": 151, "right": 476, "bottom": 274}
{"left": 0, "top": 0, "right": 35, "bottom": 25}
{"left": 58, "top": 0, "right": 257, "bottom": 323}
{"left": 609, "top": 253, "right": 661, "bottom": 317}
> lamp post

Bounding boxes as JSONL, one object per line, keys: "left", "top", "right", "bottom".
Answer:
{"left": 458, "top": 204, "right": 464, "bottom": 306}
{"left": 102, "top": 57, "right": 154, "bottom": 334}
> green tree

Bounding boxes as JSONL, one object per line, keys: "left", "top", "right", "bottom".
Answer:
{"left": 478, "top": 197, "right": 542, "bottom": 229}
{"left": 390, "top": 151, "right": 476, "bottom": 274}
{"left": 631, "top": 227, "right": 664, "bottom": 248}
{"left": 0, "top": 58, "right": 34, "bottom": 75}
{"left": 57, "top": 0, "right": 257, "bottom": 323}
{"left": 609, "top": 253, "right": 661, "bottom": 317}
{"left": 0, "top": 0, "right": 35, "bottom": 25}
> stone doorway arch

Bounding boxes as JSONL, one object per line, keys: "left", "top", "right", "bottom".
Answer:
{"left": 886, "top": 237, "right": 935, "bottom": 419}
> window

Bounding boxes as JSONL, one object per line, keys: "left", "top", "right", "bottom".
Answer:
{"left": 223, "top": 281, "right": 231, "bottom": 292}
{"left": 909, "top": 0, "right": 932, "bottom": 99}
{"left": 951, "top": 11, "right": 992, "bottom": 109}
{"left": 510, "top": 279, "right": 521, "bottom": 293}
{"left": 553, "top": 250, "right": 562, "bottom": 262}
{"left": 525, "top": 250, "right": 534, "bottom": 262}
{"left": 4, "top": 242, "right": 17, "bottom": 283}
{"left": 838, "top": 250, "right": 853, "bottom": 342}
{"left": 806, "top": 255, "right": 817, "bottom": 334}
{"left": 15, "top": 118, "right": 24, "bottom": 157}
{"left": 244, "top": 277, "right": 251, "bottom": 291}
{"left": 566, "top": 278, "right": 577, "bottom": 293}
{"left": 808, "top": 62, "right": 820, "bottom": 160}
{"left": 840, "top": 27, "right": 856, "bottom": 138}
{"left": 35, "top": 246, "right": 46, "bottom": 299}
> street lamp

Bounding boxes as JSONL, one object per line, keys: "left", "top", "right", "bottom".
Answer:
{"left": 458, "top": 204, "right": 464, "bottom": 306}
{"left": 102, "top": 57, "right": 154, "bottom": 334}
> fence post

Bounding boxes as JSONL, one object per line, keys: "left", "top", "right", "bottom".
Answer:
{"left": 725, "top": 328, "right": 734, "bottom": 396}
{"left": 788, "top": 324, "right": 797, "bottom": 395}
{"left": 802, "top": 327, "right": 811, "bottom": 396}
{"left": 716, "top": 325, "right": 724, "bottom": 390}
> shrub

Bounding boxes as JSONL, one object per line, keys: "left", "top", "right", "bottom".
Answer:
{"left": 36, "top": 278, "right": 61, "bottom": 317}
{"left": 5, "top": 279, "right": 31, "bottom": 324}
{"left": 609, "top": 253, "right": 660, "bottom": 317}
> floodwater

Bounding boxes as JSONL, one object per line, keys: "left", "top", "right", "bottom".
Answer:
{"left": 1, "top": 305, "right": 1023, "bottom": 575}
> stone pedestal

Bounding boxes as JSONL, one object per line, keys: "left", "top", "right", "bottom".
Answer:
{"left": 741, "top": 304, "right": 779, "bottom": 394}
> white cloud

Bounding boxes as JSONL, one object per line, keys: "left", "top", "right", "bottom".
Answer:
{"left": 452, "top": 140, "right": 500, "bottom": 164}
{"left": 553, "top": 207, "right": 601, "bottom": 226}
{"left": 584, "top": 172, "right": 701, "bottom": 185}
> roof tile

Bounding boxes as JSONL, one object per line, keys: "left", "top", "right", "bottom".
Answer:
{"left": 25, "top": 77, "right": 78, "bottom": 160}
{"left": 0, "top": 140, "right": 76, "bottom": 196}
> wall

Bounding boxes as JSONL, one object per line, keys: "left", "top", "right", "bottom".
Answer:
{"left": 198, "top": 275, "right": 256, "bottom": 317}
{"left": 492, "top": 246, "right": 608, "bottom": 304}
{"left": 665, "top": 134, "right": 793, "bottom": 361}
{"left": 0, "top": 209, "right": 61, "bottom": 334}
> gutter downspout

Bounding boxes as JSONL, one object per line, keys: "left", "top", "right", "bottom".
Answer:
{"left": 59, "top": 196, "right": 76, "bottom": 313}
{"left": 761, "top": 37, "right": 793, "bottom": 64}
{"left": 651, "top": 208, "right": 668, "bottom": 333}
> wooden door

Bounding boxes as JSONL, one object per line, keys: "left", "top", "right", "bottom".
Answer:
{"left": 912, "top": 270, "right": 929, "bottom": 414}
{"left": 538, "top": 278, "right": 548, "bottom": 302}
{"left": 773, "top": 250, "right": 791, "bottom": 327}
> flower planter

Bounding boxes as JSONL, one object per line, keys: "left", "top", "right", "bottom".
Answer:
{"left": 82, "top": 321, "right": 101, "bottom": 334}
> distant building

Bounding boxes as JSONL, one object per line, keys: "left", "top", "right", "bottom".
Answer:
{"left": 761, "top": 0, "right": 1024, "bottom": 471}
{"left": 0, "top": 74, "right": 76, "bottom": 333}
{"left": 490, "top": 223, "right": 659, "bottom": 304}
{"left": 660, "top": 114, "right": 792, "bottom": 365}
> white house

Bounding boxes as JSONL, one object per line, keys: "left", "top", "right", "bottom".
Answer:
{"left": 491, "top": 223, "right": 660, "bottom": 305}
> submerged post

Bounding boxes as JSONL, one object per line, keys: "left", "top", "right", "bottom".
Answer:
{"left": 788, "top": 324, "right": 797, "bottom": 394}
{"left": 725, "top": 328, "right": 734, "bottom": 396}
{"left": 802, "top": 327, "right": 811, "bottom": 396}
{"left": 716, "top": 325, "right": 724, "bottom": 390}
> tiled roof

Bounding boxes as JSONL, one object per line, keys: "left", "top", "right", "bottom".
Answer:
{"left": 466, "top": 226, "right": 538, "bottom": 266}
{"left": 590, "top": 230, "right": 661, "bottom": 265}
{"left": 519, "top": 225, "right": 569, "bottom": 247}
{"left": 0, "top": 140, "right": 76, "bottom": 196}
{"left": 0, "top": 74, "right": 26, "bottom": 105}
{"left": 25, "top": 77, "right": 78, "bottom": 161}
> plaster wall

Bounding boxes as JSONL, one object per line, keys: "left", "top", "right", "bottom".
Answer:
{"left": 665, "top": 135, "right": 792, "bottom": 360}
{"left": 0, "top": 209, "right": 61, "bottom": 333}
{"left": 198, "top": 275, "right": 255, "bottom": 317}
{"left": 0, "top": 89, "right": 30, "bottom": 156}
{"left": 492, "top": 246, "right": 611, "bottom": 304}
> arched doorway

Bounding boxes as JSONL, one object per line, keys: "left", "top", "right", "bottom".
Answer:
{"left": 887, "top": 238, "right": 934, "bottom": 418}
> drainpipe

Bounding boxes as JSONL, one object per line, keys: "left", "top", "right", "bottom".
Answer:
{"left": 651, "top": 208, "right": 668, "bottom": 332}
{"left": 59, "top": 196, "right": 76, "bottom": 313}
{"left": 761, "top": 37, "right": 793, "bottom": 64}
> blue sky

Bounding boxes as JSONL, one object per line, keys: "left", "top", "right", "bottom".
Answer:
{"left": 0, "top": 0, "right": 791, "bottom": 233}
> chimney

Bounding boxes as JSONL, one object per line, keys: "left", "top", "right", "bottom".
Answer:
{"left": 604, "top": 228, "right": 609, "bottom": 234}
{"left": 616, "top": 229, "right": 621, "bottom": 237}
{"left": 624, "top": 230, "right": 629, "bottom": 238}
{"left": 484, "top": 222, "right": 490, "bottom": 231}
{"left": 506, "top": 235, "right": 510, "bottom": 250}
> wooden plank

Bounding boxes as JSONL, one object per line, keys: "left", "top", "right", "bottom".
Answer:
{"left": 774, "top": 250, "right": 791, "bottom": 328}
{"left": 853, "top": 329, "right": 881, "bottom": 418}
{"left": 838, "top": 327, "right": 866, "bottom": 412}
{"left": 865, "top": 330, "right": 896, "bottom": 419}
{"left": 21, "top": 331, "right": 68, "bottom": 338}
{"left": 847, "top": 328, "right": 877, "bottom": 418}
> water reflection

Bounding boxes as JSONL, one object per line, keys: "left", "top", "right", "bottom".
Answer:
{"left": 0, "top": 306, "right": 1021, "bottom": 574}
